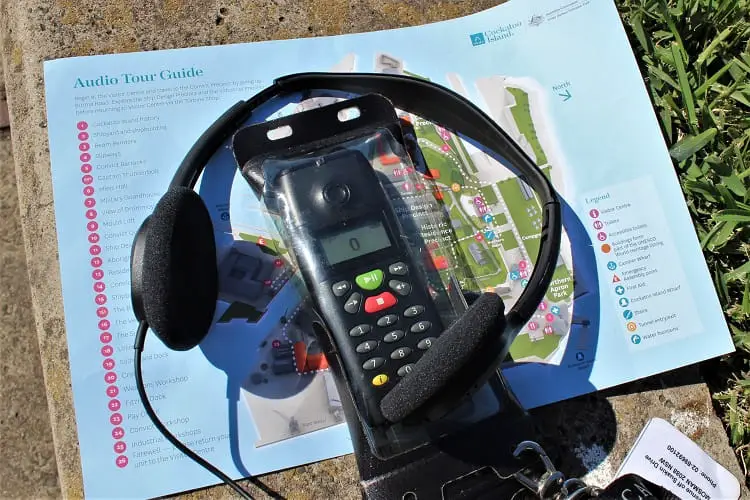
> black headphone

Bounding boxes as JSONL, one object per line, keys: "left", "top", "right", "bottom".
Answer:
{"left": 129, "top": 72, "right": 561, "bottom": 498}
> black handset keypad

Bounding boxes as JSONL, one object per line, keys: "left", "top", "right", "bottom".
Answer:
{"left": 332, "top": 261, "right": 442, "bottom": 393}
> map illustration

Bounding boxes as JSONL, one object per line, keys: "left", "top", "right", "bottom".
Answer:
{"left": 219, "top": 51, "right": 578, "bottom": 446}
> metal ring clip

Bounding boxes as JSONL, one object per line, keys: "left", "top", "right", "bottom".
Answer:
{"left": 512, "top": 441, "right": 601, "bottom": 499}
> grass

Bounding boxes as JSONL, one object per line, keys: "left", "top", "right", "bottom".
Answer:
{"left": 615, "top": 0, "right": 749, "bottom": 479}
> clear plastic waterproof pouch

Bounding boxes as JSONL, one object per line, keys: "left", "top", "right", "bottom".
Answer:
{"left": 232, "top": 94, "right": 508, "bottom": 459}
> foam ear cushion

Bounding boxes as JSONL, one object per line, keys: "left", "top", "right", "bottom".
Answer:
{"left": 140, "top": 187, "right": 218, "bottom": 350}
{"left": 379, "top": 292, "right": 507, "bottom": 423}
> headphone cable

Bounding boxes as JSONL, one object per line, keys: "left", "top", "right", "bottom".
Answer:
{"left": 134, "top": 321, "right": 258, "bottom": 499}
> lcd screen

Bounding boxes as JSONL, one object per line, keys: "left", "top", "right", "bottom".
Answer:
{"left": 320, "top": 221, "right": 392, "bottom": 265}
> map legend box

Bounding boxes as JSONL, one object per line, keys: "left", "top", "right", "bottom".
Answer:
{"left": 583, "top": 177, "right": 703, "bottom": 350}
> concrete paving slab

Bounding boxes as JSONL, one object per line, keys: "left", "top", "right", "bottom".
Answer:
{"left": 0, "top": 126, "right": 61, "bottom": 498}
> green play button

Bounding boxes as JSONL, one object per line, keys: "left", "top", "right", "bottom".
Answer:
{"left": 355, "top": 269, "right": 383, "bottom": 291}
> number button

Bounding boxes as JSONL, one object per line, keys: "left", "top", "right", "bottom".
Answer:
{"left": 372, "top": 374, "right": 389, "bottom": 387}
{"left": 344, "top": 293, "right": 362, "bottom": 314}
{"left": 397, "top": 364, "right": 415, "bottom": 377}
{"left": 362, "top": 357, "right": 385, "bottom": 371}
{"left": 389, "top": 280, "right": 411, "bottom": 296}
{"left": 389, "top": 262, "right": 408, "bottom": 276}
{"left": 356, "top": 340, "right": 378, "bottom": 354}
{"left": 410, "top": 321, "right": 431, "bottom": 333}
{"left": 383, "top": 330, "right": 405, "bottom": 343}
{"left": 377, "top": 314, "right": 398, "bottom": 327}
{"left": 417, "top": 337, "right": 436, "bottom": 350}
{"left": 403, "top": 305, "right": 424, "bottom": 318}
{"left": 332, "top": 281, "right": 350, "bottom": 297}
{"left": 349, "top": 324, "right": 371, "bottom": 337}
{"left": 390, "top": 347, "right": 412, "bottom": 360}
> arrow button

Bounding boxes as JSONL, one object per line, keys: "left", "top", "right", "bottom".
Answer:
{"left": 388, "top": 262, "right": 408, "bottom": 276}
{"left": 344, "top": 293, "right": 362, "bottom": 314}
{"left": 332, "top": 280, "right": 350, "bottom": 297}
{"left": 389, "top": 280, "right": 411, "bottom": 296}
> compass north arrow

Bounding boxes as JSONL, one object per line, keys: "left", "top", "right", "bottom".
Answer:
{"left": 559, "top": 89, "right": 572, "bottom": 101}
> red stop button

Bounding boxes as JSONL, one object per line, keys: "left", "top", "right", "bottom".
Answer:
{"left": 364, "top": 292, "right": 397, "bottom": 314}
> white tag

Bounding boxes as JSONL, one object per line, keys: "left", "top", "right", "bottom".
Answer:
{"left": 616, "top": 417, "right": 740, "bottom": 499}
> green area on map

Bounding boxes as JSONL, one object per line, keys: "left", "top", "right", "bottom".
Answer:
{"left": 507, "top": 87, "right": 548, "bottom": 166}
{"left": 239, "top": 232, "right": 288, "bottom": 256}
{"left": 509, "top": 331, "right": 561, "bottom": 360}
{"left": 404, "top": 80, "right": 574, "bottom": 363}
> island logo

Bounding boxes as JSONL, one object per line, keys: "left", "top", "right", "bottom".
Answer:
{"left": 469, "top": 33, "right": 486, "bottom": 46}
{"left": 529, "top": 14, "right": 545, "bottom": 27}
{"left": 469, "top": 21, "right": 522, "bottom": 47}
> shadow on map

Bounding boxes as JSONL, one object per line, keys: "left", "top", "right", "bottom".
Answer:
{"left": 195, "top": 94, "right": 316, "bottom": 482}
{"left": 190, "top": 92, "right": 617, "bottom": 480}
{"left": 460, "top": 134, "right": 617, "bottom": 477}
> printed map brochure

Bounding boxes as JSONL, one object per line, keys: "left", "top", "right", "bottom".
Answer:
{"left": 41, "top": 0, "right": 735, "bottom": 498}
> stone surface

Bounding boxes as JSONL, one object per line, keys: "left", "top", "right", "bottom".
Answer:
{"left": 0, "top": 126, "right": 60, "bottom": 497}
{"left": 0, "top": 0, "right": 746, "bottom": 498}
{"left": 531, "top": 366, "right": 748, "bottom": 495}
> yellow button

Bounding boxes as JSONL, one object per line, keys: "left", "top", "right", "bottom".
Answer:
{"left": 372, "top": 374, "right": 389, "bottom": 387}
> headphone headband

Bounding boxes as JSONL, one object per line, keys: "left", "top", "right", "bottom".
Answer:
{"left": 130, "top": 72, "right": 564, "bottom": 493}
{"left": 169, "top": 72, "right": 561, "bottom": 327}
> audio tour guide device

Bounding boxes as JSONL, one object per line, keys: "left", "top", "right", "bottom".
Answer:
{"left": 250, "top": 148, "right": 446, "bottom": 428}
{"left": 130, "top": 72, "right": 562, "bottom": 499}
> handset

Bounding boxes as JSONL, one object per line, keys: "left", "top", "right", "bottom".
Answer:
{"left": 265, "top": 148, "right": 444, "bottom": 426}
